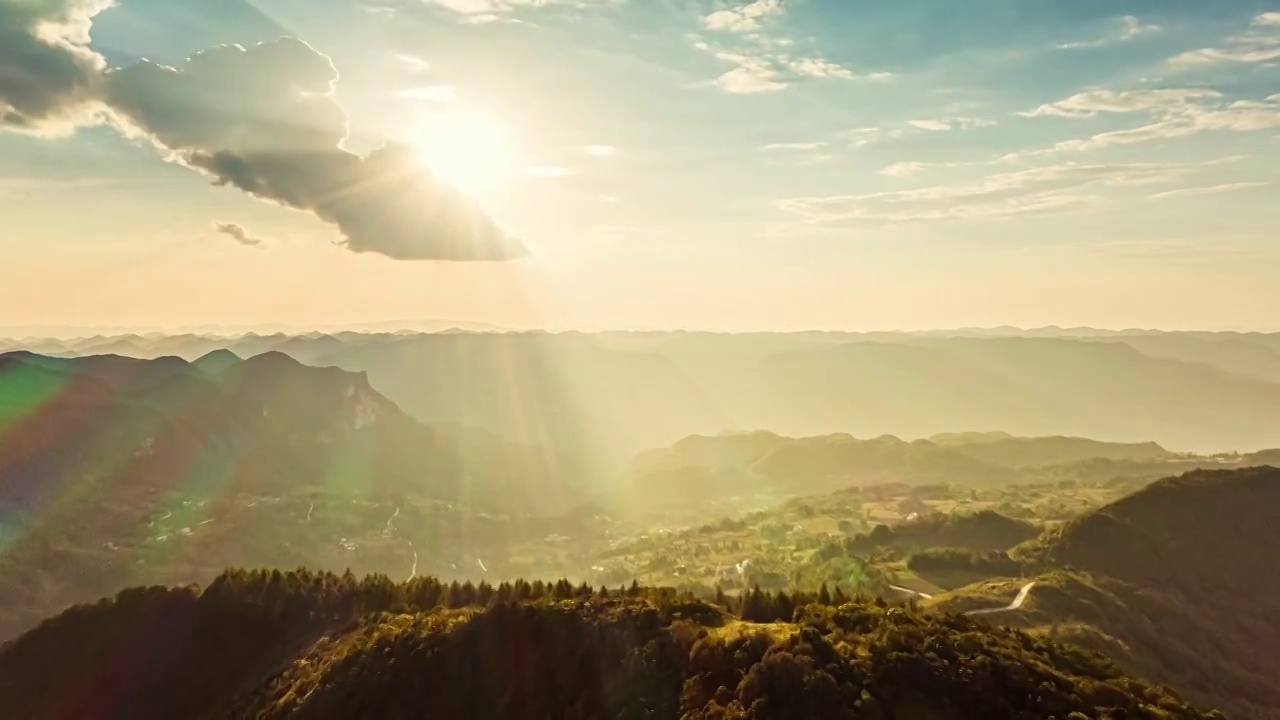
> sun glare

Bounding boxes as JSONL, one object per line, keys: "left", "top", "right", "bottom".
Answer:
{"left": 415, "top": 108, "right": 513, "bottom": 199}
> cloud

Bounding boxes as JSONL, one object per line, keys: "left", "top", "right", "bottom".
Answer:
{"left": 1021, "top": 88, "right": 1222, "bottom": 118}
{"left": 212, "top": 221, "right": 266, "bottom": 247}
{"left": 761, "top": 141, "right": 824, "bottom": 151}
{"left": 714, "top": 62, "right": 787, "bottom": 93}
{"left": 1167, "top": 12, "right": 1280, "bottom": 66}
{"left": 777, "top": 161, "right": 1197, "bottom": 225}
{"left": 1058, "top": 15, "right": 1160, "bottom": 50}
{"left": 879, "top": 161, "right": 931, "bottom": 177}
{"left": 422, "top": 0, "right": 615, "bottom": 19}
{"left": 848, "top": 127, "right": 889, "bottom": 147}
{"left": 783, "top": 57, "right": 854, "bottom": 80}
{"left": 907, "top": 119, "right": 951, "bottom": 132}
{"left": 690, "top": 8, "right": 880, "bottom": 93}
{"left": 394, "top": 53, "right": 432, "bottom": 73}
{"left": 1149, "top": 181, "right": 1270, "bottom": 200}
{"left": 1120, "top": 15, "right": 1161, "bottom": 39}
{"left": 0, "top": 0, "right": 111, "bottom": 135}
{"left": 0, "top": 7, "right": 524, "bottom": 262}
{"left": 700, "top": 0, "right": 783, "bottom": 33}
{"left": 1016, "top": 89, "right": 1280, "bottom": 157}
{"left": 878, "top": 160, "right": 983, "bottom": 177}
{"left": 906, "top": 116, "right": 996, "bottom": 132}
{"left": 583, "top": 144, "right": 617, "bottom": 157}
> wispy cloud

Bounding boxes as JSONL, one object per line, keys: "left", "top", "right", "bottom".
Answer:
{"left": 700, "top": 0, "right": 782, "bottom": 33}
{"left": 691, "top": 38, "right": 872, "bottom": 93}
{"left": 1021, "top": 88, "right": 1222, "bottom": 118}
{"left": 778, "top": 161, "right": 1200, "bottom": 225}
{"left": 1058, "top": 15, "right": 1160, "bottom": 50}
{"left": 394, "top": 53, "right": 432, "bottom": 73}
{"left": 1149, "top": 181, "right": 1270, "bottom": 200}
{"left": 1014, "top": 89, "right": 1280, "bottom": 157}
{"left": 582, "top": 145, "right": 618, "bottom": 157}
{"left": 761, "top": 141, "right": 825, "bottom": 151}
{"left": 422, "top": 0, "right": 611, "bottom": 19}
{"left": 690, "top": 4, "right": 885, "bottom": 94}
{"left": 711, "top": 58, "right": 788, "bottom": 93}
{"left": 1168, "top": 12, "right": 1280, "bottom": 66}
{"left": 879, "top": 160, "right": 984, "bottom": 177}
{"left": 848, "top": 127, "right": 890, "bottom": 148}
{"left": 907, "top": 116, "right": 997, "bottom": 131}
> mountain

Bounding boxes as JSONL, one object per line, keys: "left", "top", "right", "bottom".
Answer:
{"left": 0, "top": 352, "right": 567, "bottom": 643}
{"left": 0, "top": 570, "right": 1216, "bottom": 720}
{"left": 0, "top": 350, "right": 555, "bottom": 509}
{"left": 929, "top": 434, "right": 1172, "bottom": 467}
{"left": 191, "top": 348, "right": 241, "bottom": 373}
{"left": 624, "top": 431, "right": 1226, "bottom": 511}
{"left": 936, "top": 467, "right": 1280, "bottom": 719}
{"left": 10, "top": 331, "right": 1280, "bottom": 464}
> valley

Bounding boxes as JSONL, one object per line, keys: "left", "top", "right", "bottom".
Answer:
{"left": 2, "top": 338, "right": 1279, "bottom": 718}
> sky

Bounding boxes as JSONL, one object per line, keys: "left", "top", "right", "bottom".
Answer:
{"left": 1, "top": 0, "right": 1278, "bottom": 332}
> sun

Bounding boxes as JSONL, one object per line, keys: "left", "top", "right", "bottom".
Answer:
{"left": 415, "top": 108, "right": 513, "bottom": 199}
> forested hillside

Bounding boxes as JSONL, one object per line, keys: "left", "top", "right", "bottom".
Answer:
{"left": 951, "top": 467, "right": 1280, "bottom": 719}
{"left": 0, "top": 569, "right": 1218, "bottom": 720}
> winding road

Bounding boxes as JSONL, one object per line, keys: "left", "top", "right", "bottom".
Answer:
{"left": 889, "top": 585, "right": 933, "bottom": 599}
{"left": 965, "top": 581, "right": 1036, "bottom": 616}
{"left": 889, "top": 581, "right": 1036, "bottom": 616}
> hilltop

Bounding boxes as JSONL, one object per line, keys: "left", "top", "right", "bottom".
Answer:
{"left": 1023, "top": 466, "right": 1280, "bottom": 594}
{"left": 931, "top": 467, "right": 1280, "bottom": 719}
{"left": 0, "top": 569, "right": 1217, "bottom": 720}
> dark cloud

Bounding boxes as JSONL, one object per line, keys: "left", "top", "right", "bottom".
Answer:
{"left": 212, "top": 221, "right": 265, "bottom": 247}
{"left": 0, "top": 0, "right": 110, "bottom": 134}
{"left": 0, "top": 4, "right": 526, "bottom": 261}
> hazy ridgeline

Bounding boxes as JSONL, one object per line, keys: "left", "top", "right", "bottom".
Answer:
{"left": 8, "top": 330, "right": 1280, "bottom": 468}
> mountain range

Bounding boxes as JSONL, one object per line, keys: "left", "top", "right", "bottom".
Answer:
{"left": 5, "top": 331, "right": 1280, "bottom": 469}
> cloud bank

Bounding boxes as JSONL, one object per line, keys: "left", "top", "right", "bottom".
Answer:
{"left": 0, "top": 1, "right": 525, "bottom": 262}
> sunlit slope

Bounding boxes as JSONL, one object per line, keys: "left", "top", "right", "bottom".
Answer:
{"left": 929, "top": 467, "right": 1280, "bottom": 719}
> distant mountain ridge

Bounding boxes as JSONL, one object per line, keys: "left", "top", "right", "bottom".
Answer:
{"left": 6, "top": 331, "right": 1279, "bottom": 462}
{"left": 626, "top": 430, "right": 1207, "bottom": 508}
